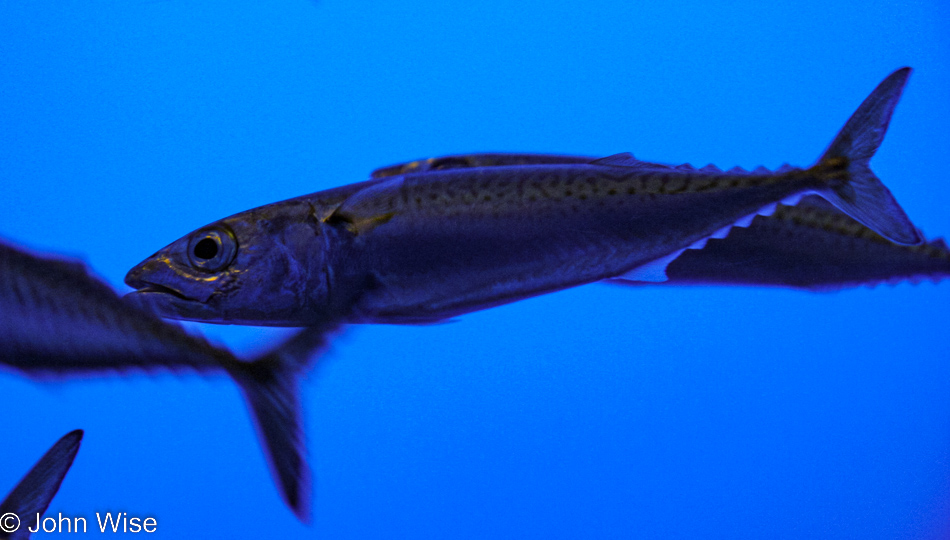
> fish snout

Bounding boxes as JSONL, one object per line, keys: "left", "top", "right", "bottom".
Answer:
{"left": 123, "top": 253, "right": 217, "bottom": 303}
{"left": 124, "top": 258, "right": 154, "bottom": 290}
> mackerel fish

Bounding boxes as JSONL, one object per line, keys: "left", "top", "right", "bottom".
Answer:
{"left": 125, "top": 68, "right": 921, "bottom": 326}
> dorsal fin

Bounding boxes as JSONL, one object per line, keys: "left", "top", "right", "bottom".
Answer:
{"left": 700, "top": 164, "right": 722, "bottom": 173}
{"left": 932, "top": 237, "right": 948, "bottom": 250}
{"left": 727, "top": 165, "right": 748, "bottom": 174}
{"left": 752, "top": 165, "right": 771, "bottom": 174}
{"left": 675, "top": 163, "right": 695, "bottom": 170}
{"left": 370, "top": 159, "right": 426, "bottom": 178}
{"left": 590, "top": 152, "right": 641, "bottom": 167}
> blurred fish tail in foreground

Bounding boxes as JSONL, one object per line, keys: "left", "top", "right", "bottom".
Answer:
{"left": 220, "top": 315, "right": 344, "bottom": 522}
{"left": 0, "top": 238, "right": 336, "bottom": 521}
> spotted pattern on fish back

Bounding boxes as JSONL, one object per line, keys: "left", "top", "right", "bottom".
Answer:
{"left": 386, "top": 162, "right": 820, "bottom": 219}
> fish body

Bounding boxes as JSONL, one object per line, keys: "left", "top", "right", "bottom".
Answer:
{"left": 0, "top": 238, "right": 338, "bottom": 521}
{"left": 125, "top": 68, "right": 921, "bottom": 326}
{"left": 375, "top": 155, "right": 950, "bottom": 291}
{"left": 0, "top": 430, "right": 82, "bottom": 540}
{"left": 332, "top": 159, "right": 837, "bottom": 322}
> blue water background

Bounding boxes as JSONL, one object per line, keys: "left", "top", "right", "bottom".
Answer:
{"left": 1, "top": 1, "right": 949, "bottom": 538}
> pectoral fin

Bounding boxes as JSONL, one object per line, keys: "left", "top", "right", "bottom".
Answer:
{"left": 326, "top": 177, "right": 404, "bottom": 235}
{"left": 324, "top": 208, "right": 395, "bottom": 235}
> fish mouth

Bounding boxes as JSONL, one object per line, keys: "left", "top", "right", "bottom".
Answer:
{"left": 131, "top": 282, "right": 194, "bottom": 302}
{"left": 124, "top": 256, "right": 218, "bottom": 304}
{"left": 123, "top": 281, "right": 222, "bottom": 323}
{"left": 124, "top": 249, "right": 225, "bottom": 322}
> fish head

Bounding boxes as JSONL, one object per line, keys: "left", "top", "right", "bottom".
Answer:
{"left": 124, "top": 199, "right": 334, "bottom": 326}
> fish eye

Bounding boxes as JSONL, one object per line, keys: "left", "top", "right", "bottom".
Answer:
{"left": 193, "top": 238, "right": 218, "bottom": 259}
{"left": 186, "top": 226, "right": 237, "bottom": 272}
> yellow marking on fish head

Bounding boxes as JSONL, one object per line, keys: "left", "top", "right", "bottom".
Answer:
{"left": 126, "top": 200, "right": 334, "bottom": 325}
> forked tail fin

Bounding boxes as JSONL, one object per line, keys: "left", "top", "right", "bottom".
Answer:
{"left": 815, "top": 67, "right": 921, "bottom": 245}
{"left": 223, "top": 322, "right": 342, "bottom": 523}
